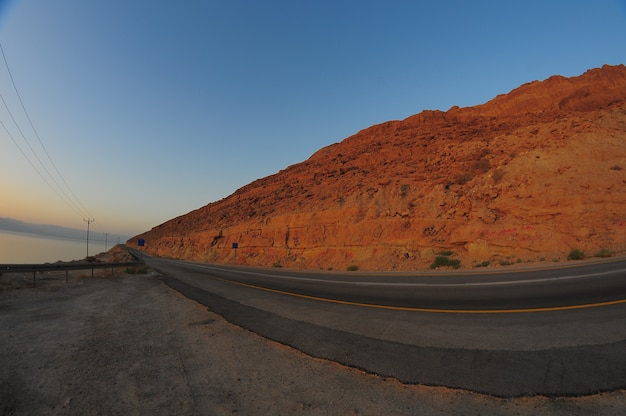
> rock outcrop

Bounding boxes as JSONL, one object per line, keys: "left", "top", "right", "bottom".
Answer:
{"left": 132, "top": 64, "right": 626, "bottom": 270}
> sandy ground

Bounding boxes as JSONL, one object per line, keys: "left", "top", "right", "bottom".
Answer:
{"left": 1, "top": 269, "right": 625, "bottom": 416}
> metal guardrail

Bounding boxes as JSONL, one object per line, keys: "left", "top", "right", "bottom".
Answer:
{"left": 0, "top": 260, "right": 145, "bottom": 287}
{"left": 0, "top": 261, "right": 143, "bottom": 273}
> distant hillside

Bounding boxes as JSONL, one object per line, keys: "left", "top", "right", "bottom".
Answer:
{"left": 132, "top": 64, "right": 626, "bottom": 270}
{"left": 0, "top": 218, "right": 126, "bottom": 243}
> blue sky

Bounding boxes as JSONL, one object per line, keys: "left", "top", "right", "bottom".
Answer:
{"left": 0, "top": 0, "right": 625, "bottom": 237}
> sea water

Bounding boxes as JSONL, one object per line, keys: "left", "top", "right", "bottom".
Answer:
{"left": 0, "top": 230, "right": 110, "bottom": 264}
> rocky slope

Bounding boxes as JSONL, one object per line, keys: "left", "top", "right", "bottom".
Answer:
{"left": 133, "top": 64, "right": 626, "bottom": 270}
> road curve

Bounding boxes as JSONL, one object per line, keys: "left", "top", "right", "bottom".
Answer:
{"left": 139, "top": 253, "right": 626, "bottom": 397}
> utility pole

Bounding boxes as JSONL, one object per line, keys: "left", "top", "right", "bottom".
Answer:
{"left": 84, "top": 218, "right": 95, "bottom": 258}
{"left": 104, "top": 232, "right": 109, "bottom": 251}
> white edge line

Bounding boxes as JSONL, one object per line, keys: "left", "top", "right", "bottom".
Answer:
{"left": 182, "top": 261, "right": 626, "bottom": 288}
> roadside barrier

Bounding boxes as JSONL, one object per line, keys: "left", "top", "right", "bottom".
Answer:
{"left": 0, "top": 261, "right": 145, "bottom": 287}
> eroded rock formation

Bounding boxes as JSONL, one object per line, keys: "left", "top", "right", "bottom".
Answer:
{"left": 132, "top": 65, "right": 626, "bottom": 270}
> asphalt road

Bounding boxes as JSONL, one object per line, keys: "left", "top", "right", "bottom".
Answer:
{"left": 140, "top": 253, "right": 626, "bottom": 397}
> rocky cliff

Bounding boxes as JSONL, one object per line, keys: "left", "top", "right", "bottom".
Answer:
{"left": 133, "top": 64, "right": 626, "bottom": 270}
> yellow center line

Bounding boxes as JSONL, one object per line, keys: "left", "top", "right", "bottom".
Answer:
{"left": 211, "top": 275, "right": 626, "bottom": 314}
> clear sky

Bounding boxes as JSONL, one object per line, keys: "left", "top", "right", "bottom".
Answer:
{"left": 0, "top": 0, "right": 625, "bottom": 237}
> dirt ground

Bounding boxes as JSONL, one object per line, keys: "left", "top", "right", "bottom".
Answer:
{"left": 1, "top": 269, "right": 625, "bottom": 416}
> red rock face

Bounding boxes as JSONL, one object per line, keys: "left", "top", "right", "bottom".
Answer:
{"left": 133, "top": 65, "right": 626, "bottom": 270}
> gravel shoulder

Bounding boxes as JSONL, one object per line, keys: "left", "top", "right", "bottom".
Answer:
{"left": 1, "top": 271, "right": 625, "bottom": 415}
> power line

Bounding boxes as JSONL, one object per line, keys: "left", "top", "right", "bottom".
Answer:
{"left": 0, "top": 89, "right": 88, "bottom": 218}
{"left": 0, "top": 42, "right": 92, "bottom": 219}
{"left": 0, "top": 115, "right": 87, "bottom": 217}
{"left": 0, "top": 114, "right": 89, "bottom": 215}
{"left": 0, "top": 91, "right": 83, "bottom": 214}
{"left": 0, "top": 42, "right": 92, "bottom": 218}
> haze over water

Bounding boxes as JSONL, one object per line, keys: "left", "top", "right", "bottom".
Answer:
{"left": 0, "top": 230, "right": 111, "bottom": 264}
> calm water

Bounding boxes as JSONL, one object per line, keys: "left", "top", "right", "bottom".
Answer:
{"left": 0, "top": 230, "right": 111, "bottom": 264}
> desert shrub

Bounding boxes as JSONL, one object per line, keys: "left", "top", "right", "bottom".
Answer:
{"left": 567, "top": 249, "right": 585, "bottom": 261}
{"left": 437, "top": 250, "right": 454, "bottom": 256}
{"left": 347, "top": 265, "right": 359, "bottom": 271}
{"left": 594, "top": 248, "right": 614, "bottom": 258}
{"left": 475, "top": 260, "right": 491, "bottom": 268}
{"left": 455, "top": 173, "right": 473, "bottom": 185}
{"left": 448, "top": 259, "right": 461, "bottom": 269}
{"left": 610, "top": 165, "right": 623, "bottom": 171}
{"left": 474, "top": 158, "right": 491, "bottom": 173}
{"left": 272, "top": 263, "right": 283, "bottom": 268}
{"left": 499, "top": 260, "right": 514, "bottom": 266}
{"left": 431, "top": 255, "right": 450, "bottom": 269}
{"left": 127, "top": 264, "right": 149, "bottom": 274}
{"left": 430, "top": 256, "right": 460, "bottom": 269}
{"left": 492, "top": 169, "right": 505, "bottom": 183}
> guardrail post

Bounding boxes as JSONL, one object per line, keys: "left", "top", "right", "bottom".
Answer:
{"left": 0, "top": 261, "right": 143, "bottom": 284}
